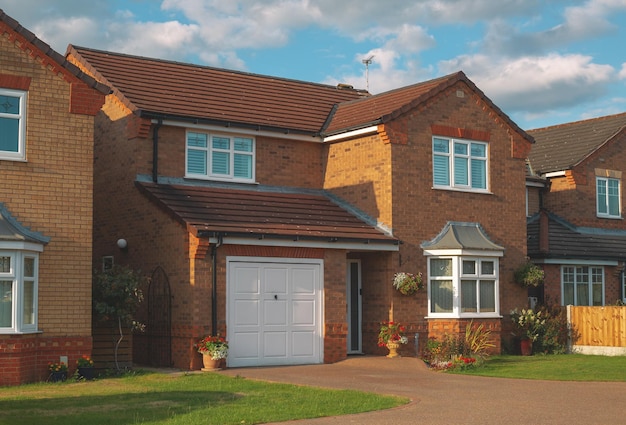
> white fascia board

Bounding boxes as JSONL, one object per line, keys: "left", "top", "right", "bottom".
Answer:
{"left": 544, "top": 171, "right": 566, "bottom": 178}
{"left": 0, "top": 241, "right": 44, "bottom": 252}
{"left": 322, "top": 126, "right": 379, "bottom": 143}
{"left": 422, "top": 249, "right": 504, "bottom": 257}
{"left": 155, "top": 119, "right": 322, "bottom": 143}
{"left": 536, "top": 258, "right": 618, "bottom": 266}
{"left": 209, "top": 236, "right": 399, "bottom": 251}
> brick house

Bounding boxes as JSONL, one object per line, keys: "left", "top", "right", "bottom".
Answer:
{"left": 68, "top": 45, "right": 532, "bottom": 370}
{"left": 527, "top": 113, "right": 626, "bottom": 306}
{"left": 0, "top": 10, "right": 108, "bottom": 385}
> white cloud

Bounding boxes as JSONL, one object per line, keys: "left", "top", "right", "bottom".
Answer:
{"left": 440, "top": 53, "right": 617, "bottom": 112}
{"left": 619, "top": 63, "right": 626, "bottom": 79}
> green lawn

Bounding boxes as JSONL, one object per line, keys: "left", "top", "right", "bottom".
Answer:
{"left": 0, "top": 371, "right": 406, "bottom": 425}
{"left": 451, "top": 354, "right": 626, "bottom": 381}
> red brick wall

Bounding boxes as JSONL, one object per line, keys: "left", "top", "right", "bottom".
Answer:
{"left": 1, "top": 24, "right": 98, "bottom": 384}
{"left": 323, "top": 81, "right": 530, "bottom": 354}
{"left": 542, "top": 263, "right": 623, "bottom": 306}
{"left": 544, "top": 131, "right": 626, "bottom": 230}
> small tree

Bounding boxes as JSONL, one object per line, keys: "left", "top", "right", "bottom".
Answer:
{"left": 93, "top": 265, "right": 145, "bottom": 371}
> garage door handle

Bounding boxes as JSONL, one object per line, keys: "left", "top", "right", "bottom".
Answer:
{"left": 274, "top": 294, "right": 278, "bottom": 300}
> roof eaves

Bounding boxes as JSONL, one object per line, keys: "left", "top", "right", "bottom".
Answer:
{"left": 138, "top": 111, "right": 320, "bottom": 137}
{"left": 0, "top": 11, "right": 109, "bottom": 94}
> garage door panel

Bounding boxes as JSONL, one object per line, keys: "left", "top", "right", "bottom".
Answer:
{"left": 234, "top": 300, "right": 260, "bottom": 326}
{"left": 292, "top": 300, "right": 315, "bottom": 326}
{"left": 231, "top": 332, "right": 259, "bottom": 359}
{"left": 264, "top": 268, "right": 288, "bottom": 294}
{"left": 264, "top": 300, "right": 287, "bottom": 325}
{"left": 263, "top": 332, "right": 288, "bottom": 357}
{"left": 292, "top": 268, "right": 316, "bottom": 294}
{"left": 233, "top": 267, "right": 260, "bottom": 294}
{"left": 292, "top": 331, "right": 315, "bottom": 357}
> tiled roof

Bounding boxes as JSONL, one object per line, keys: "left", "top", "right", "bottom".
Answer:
{"left": 136, "top": 182, "right": 399, "bottom": 245}
{"left": 527, "top": 211, "right": 626, "bottom": 261}
{"left": 325, "top": 71, "right": 534, "bottom": 142}
{"left": 0, "top": 203, "right": 49, "bottom": 244}
{"left": 0, "top": 10, "right": 109, "bottom": 94}
{"left": 68, "top": 45, "right": 368, "bottom": 135}
{"left": 527, "top": 112, "right": 626, "bottom": 174}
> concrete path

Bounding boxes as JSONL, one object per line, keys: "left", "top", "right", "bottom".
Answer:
{"left": 220, "top": 356, "right": 626, "bottom": 425}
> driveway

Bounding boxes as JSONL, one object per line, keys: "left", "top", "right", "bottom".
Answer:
{"left": 220, "top": 356, "right": 626, "bottom": 425}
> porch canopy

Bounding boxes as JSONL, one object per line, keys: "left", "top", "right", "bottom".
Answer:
{"left": 421, "top": 221, "right": 504, "bottom": 255}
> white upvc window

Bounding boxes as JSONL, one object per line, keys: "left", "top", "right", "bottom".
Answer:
{"left": 596, "top": 177, "right": 620, "bottom": 218}
{"left": 433, "top": 137, "right": 488, "bottom": 192}
{"left": 562, "top": 265, "right": 604, "bottom": 306}
{"left": 427, "top": 256, "right": 499, "bottom": 318}
{"left": 0, "top": 89, "right": 27, "bottom": 161}
{"left": 0, "top": 251, "right": 39, "bottom": 333}
{"left": 186, "top": 131, "right": 255, "bottom": 182}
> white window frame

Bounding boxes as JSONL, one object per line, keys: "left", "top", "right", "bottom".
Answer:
{"left": 426, "top": 255, "right": 500, "bottom": 319}
{"left": 596, "top": 176, "right": 621, "bottom": 219}
{"left": 185, "top": 130, "right": 255, "bottom": 183}
{"left": 0, "top": 88, "right": 27, "bottom": 161}
{"left": 0, "top": 250, "right": 39, "bottom": 333}
{"left": 432, "top": 136, "right": 489, "bottom": 193}
{"left": 561, "top": 265, "right": 604, "bottom": 306}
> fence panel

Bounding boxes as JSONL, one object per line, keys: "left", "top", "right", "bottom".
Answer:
{"left": 568, "top": 306, "right": 626, "bottom": 347}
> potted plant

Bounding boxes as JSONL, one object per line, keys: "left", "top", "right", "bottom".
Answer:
{"left": 378, "top": 321, "right": 408, "bottom": 358}
{"left": 510, "top": 308, "right": 546, "bottom": 355}
{"left": 392, "top": 272, "right": 423, "bottom": 295}
{"left": 514, "top": 261, "right": 544, "bottom": 287}
{"left": 76, "top": 355, "right": 96, "bottom": 380}
{"left": 48, "top": 361, "right": 68, "bottom": 382}
{"left": 196, "top": 335, "right": 228, "bottom": 370}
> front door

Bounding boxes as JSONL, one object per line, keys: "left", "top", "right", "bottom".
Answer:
{"left": 347, "top": 260, "right": 362, "bottom": 354}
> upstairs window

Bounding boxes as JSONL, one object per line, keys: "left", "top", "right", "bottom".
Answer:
{"left": 0, "top": 89, "right": 26, "bottom": 161}
{"left": 596, "top": 177, "right": 620, "bottom": 218}
{"left": 186, "top": 131, "right": 255, "bottom": 182}
{"left": 433, "top": 137, "right": 488, "bottom": 192}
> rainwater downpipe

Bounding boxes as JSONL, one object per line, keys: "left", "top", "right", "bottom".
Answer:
{"left": 211, "top": 234, "right": 223, "bottom": 336}
{"left": 152, "top": 118, "right": 163, "bottom": 183}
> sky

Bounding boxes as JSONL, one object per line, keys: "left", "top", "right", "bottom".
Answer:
{"left": 3, "top": 0, "right": 626, "bottom": 130}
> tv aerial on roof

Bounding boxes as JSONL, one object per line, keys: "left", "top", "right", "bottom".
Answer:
{"left": 362, "top": 55, "right": 374, "bottom": 91}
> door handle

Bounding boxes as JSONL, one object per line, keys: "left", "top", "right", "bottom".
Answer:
{"left": 274, "top": 294, "right": 278, "bottom": 300}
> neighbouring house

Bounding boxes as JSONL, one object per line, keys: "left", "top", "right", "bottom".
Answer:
{"left": 0, "top": 10, "right": 108, "bottom": 385}
{"left": 67, "top": 44, "right": 533, "bottom": 370}
{"left": 527, "top": 112, "right": 626, "bottom": 307}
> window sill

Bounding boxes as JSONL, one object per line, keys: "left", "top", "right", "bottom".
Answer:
{"left": 426, "top": 314, "right": 502, "bottom": 319}
{"left": 432, "top": 186, "right": 492, "bottom": 195}
{"left": 0, "top": 329, "right": 42, "bottom": 335}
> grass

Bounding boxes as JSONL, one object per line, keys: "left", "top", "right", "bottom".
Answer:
{"left": 0, "top": 371, "right": 407, "bottom": 425}
{"left": 451, "top": 354, "right": 626, "bottom": 381}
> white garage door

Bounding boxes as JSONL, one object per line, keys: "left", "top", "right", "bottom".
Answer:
{"left": 227, "top": 257, "right": 323, "bottom": 367}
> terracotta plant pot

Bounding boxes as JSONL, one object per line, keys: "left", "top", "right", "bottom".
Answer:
{"left": 202, "top": 354, "right": 224, "bottom": 371}
{"left": 520, "top": 338, "right": 533, "bottom": 356}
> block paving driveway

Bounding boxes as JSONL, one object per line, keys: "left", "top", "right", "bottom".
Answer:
{"left": 221, "top": 356, "right": 626, "bottom": 425}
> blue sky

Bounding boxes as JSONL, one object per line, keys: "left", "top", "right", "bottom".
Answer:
{"left": 3, "top": 0, "right": 626, "bottom": 130}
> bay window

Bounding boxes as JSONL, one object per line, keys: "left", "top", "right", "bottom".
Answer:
{"left": 428, "top": 256, "right": 499, "bottom": 317}
{"left": 0, "top": 251, "right": 39, "bottom": 333}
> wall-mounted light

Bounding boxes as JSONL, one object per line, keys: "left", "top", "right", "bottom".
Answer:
{"left": 116, "top": 238, "right": 128, "bottom": 249}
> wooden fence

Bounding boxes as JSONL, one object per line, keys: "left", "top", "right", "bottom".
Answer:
{"left": 92, "top": 323, "right": 133, "bottom": 370}
{"left": 567, "top": 306, "right": 626, "bottom": 355}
